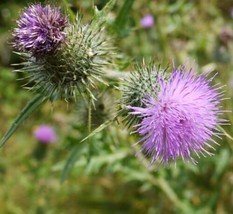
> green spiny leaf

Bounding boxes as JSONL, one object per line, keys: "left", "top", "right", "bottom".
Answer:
{"left": 217, "top": 125, "right": 233, "bottom": 141}
{"left": 0, "top": 94, "right": 46, "bottom": 147}
{"left": 113, "top": 0, "right": 135, "bottom": 35}
{"left": 81, "top": 117, "right": 116, "bottom": 143}
{"left": 93, "top": 0, "right": 116, "bottom": 24}
{"left": 60, "top": 143, "right": 86, "bottom": 183}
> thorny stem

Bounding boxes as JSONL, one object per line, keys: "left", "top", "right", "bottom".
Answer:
{"left": 88, "top": 98, "right": 92, "bottom": 142}
{"left": 86, "top": 97, "right": 93, "bottom": 163}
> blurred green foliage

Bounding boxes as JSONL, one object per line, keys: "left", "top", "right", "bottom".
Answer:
{"left": 0, "top": 0, "right": 233, "bottom": 213}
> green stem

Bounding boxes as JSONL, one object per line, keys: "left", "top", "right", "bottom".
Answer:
{"left": 149, "top": 176, "right": 193, "bottom": 213}
{"left": 88, "top": 98, "right": 92, "bottom": 140}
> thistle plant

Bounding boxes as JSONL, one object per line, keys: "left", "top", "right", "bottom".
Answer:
{"left": 0, "top": 0, "right": 230, "bottom": 170}
{"left": 33, "top": 124, "right": 57, "bottom": 160}
{"left": 127, "top": 65, "right": 226, "bottom": 166}
{"left": 0, "top": 1, "right": 116, "bottom": 147}
{"left": 13, "top": 3, "right": 114, "bottom": 101}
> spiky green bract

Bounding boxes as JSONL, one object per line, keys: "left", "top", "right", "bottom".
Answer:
{"left": 15, "top": 15, "right": 114, "bottom": 102}
{"left": 120, "top": 61, "right": 167, "bottom": 128}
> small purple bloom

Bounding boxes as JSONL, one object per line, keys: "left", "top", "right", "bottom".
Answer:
{"left": 230, "top": 8, "right": 233, "bottom": 18}
{"left": 13, "top": 4, "right": 68, "bottom": 57}
{"left": 34, "top": 125, "right": 57, "bottom": 144}
{"left": 129, "top": 66, "right": 224, "bottom": 165}
{"left": 140, "top": 15, "right": 154, "bottom": 28}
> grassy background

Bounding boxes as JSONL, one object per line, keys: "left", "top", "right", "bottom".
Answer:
{"left": 0, "top": 0, "right": 233, "bottom": 213}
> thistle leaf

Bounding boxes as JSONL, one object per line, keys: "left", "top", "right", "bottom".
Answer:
{"left": 0, "top": 94, "right": 46, "bottom": 147}
{"left": 60, "top": 142, "right": 86, "bottom": 183}
{"left": 113, "top": 0, "right": 135, "bottom": 35}
{"left": 81, "top": 117, "right": 116, "bottom": 143}
{"left": 93, "top": 0, "right": 116, "bottom": 24}
{"left": 61, "top": 0, "right": 76, "bottom": 22}
{"left": 217, "top": 125, "right": 233, "bottom": 141}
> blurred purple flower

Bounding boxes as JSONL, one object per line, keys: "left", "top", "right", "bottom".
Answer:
{"left": 13, "top": 4, "right": 68, "bottom": 57}
{"left": 140, "top": 15, "right": 154, "bottom": 28}
{"left": 129, "top": 66, "right": 224, "bottom": 165}
{"left": 34, "top": 125, "right": 57, "bottom": 144}
{"left": 230, "top": 8, "right": 233, "bottom": 18}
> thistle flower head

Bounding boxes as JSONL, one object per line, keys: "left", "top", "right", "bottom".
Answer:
{"left": 14, "top": 6, "right": 114, "bottom": 101}
{"left": 34, "top": 125, "right": 57, "bottom": 144}
{"left": 128, "top": 66, "right": 225, "bottom": 165}
{"left": 140, "top": 15, "right": 154, "bottom": 28}
{"left": 13, "top": 4, "right": 68, "bottom": 57}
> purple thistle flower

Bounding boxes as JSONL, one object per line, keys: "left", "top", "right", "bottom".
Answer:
{"left": 34, "top": 125, "right": 57, "bottom": 144}
{"left": 140, "top": 15, "right": 154, "bottom": 28}
{"left": 13, "top": 4, "right": 68, "bottom": 57}
{"left": 129, "top": 66, "right": 225, "bottom": 165}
